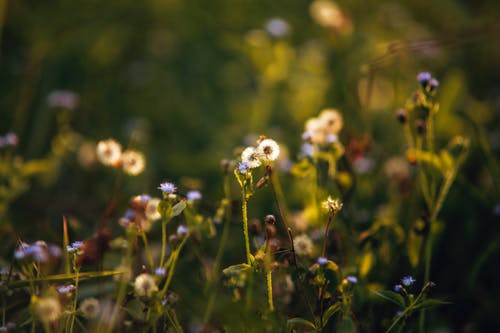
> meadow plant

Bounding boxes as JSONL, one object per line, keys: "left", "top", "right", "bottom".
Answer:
{"left": 0, "top": 73, "right": 471, "bottom": 332}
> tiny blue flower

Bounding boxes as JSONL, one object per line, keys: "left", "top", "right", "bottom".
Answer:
{"left": 429, "top": 78, "right": 439, "bottom": 90}
{"left": 158, "top": 182, "right": 177, "bottom": 194}
{"left": 238, "top": 161, "right": 250, "bottom": 174}
{"left": 401, "top": 276, "right": 416, "bottom": 287}
{"left": 346, "top": 276, "right": 358, "bottom": 284}
{"left": 177, "top": 225, "right": 189, "bottom": 236}
{"left": 417, "top": 72, "right": 431, "bottom": 85}
{"left": 155, "top": 267, "right": 166, "bottom": 276}
{"left": 186, "top": 190, "right": 202, "bottom": 201}
{"left": 66, "top": 241, "right": 83, "bottom": 254}
{"left": 57, "top": 284, "right": 76, "bottom": 294}
{"left": 301, "top": 143, "right": 314, "bottom": 157}
{"left": 317, "top": 257, "right": 328, "bottom": 266}
{"left": 394, "top": 284, "right": 403, "bottom": 292}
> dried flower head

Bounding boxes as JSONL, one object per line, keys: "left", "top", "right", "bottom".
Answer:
{"left": 121, "top": 150, "right": 145, "bottom": 176}
{"left": 96, "top": 139, "right": 122, "bottom": 167}
{"left": 80, "top": 298, "right": 100, "bottom": 319}
{"left": 322, "top": 196, "right": 343, "bottom": 214}
{"left": 241, "top": 146, "right": 262, "bottom": 168}
{"left": 134, "top": 273, "right": 158, "bottom": 298}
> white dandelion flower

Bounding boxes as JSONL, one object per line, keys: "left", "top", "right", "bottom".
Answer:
{"left": 241, "top": 146, "right": 262, "bottom": 168}
{"left": 121, "top": 150, "right": 145, "bottom": 176}
{"left": 96, "top": 139, "right": 122, "bottom": 167}
{"left": 134, "top": 273, "right": 158, "bottom": 298}
{"left": 257, "top": 139, "right": 280, "bottom": 161}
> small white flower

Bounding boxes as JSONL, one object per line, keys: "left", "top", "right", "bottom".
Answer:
{"left": 145, "top": 198, "right": 161, "bottom": 221}
{"left": 96, "top": 139, "right": 122, "bottom": 167}
{"left": 121, "top": 150, "right": 145, "bottom": 176}
{"left": 257, "top": 139, "right": 280, "bottom": 161}
{"left": 293, "top": 234, "right": 314, "bottom": 256}
{"left": 80, "top": 298, "right": 100, "bottom": 319}
{"left": 241, "top": 147, "right": 262, "bottom": 168}
{"left": 322, "top": 196, "right": 343, "bottom": 214}
{"left": 134, "top": 273, "right": 158, "bottom": 298}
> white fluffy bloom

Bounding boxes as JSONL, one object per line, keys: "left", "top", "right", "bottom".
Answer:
{"left": 319, "top": 109, "right": 343, "bottom": 135}
{"left": 80, "top": 298, "right": 100, "bottom": 319}
{"left": 257, "top": 139, "right": 280, "bottom": 161}
{"left": 121, "top": 150, "right": 145, "bottom": 176}
{"left": 294, "top": 234, "right": 314, "bottom": 256}
{"left": 134, "top": 273, "right": 158, "bottom": 298}
{"left": 96, "top": 139, "right": 122, "bottom": 166}
{"left": 241, "top": 146, "right": 262, "bottom": 168}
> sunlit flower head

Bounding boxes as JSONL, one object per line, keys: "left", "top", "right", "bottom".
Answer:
{"left": 34, "top": 297, "right": 61, "bottom": 323}
{"left": 322, "top": 196, "right": 343, "bottom": 214}
{"left": 319, "top": 109, "right": 343, "bottom": 135}
{"left": 241, "top": 146, "right": 262, "bottom": 168}
{"left": 121, "top": 150, "right": 145, "bottom": 176}
{"left": 96, "top": 139, "right": 122, "bottom": 167}
{"left": 158, "top": 182, "right": 176, "bottom": 194}
{"left": 134, "top": 273, "right": 158, "bottom": 298}
{"left": 80, "top": 298, "right": 100, "bottom": 319}
{"left": 257, "top": 139, "right": 280, "bottom": 162}
{"left": 145, "top": 198, "right": 161, "bottom": 221}
{"left": 293, "top": 234, "right": 314, "bottom": 256}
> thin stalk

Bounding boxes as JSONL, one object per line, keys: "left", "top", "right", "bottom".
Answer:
{"left": 266, "top": 270, "right": 274, "bottom": 312}
{"left": 140, "top": 232, "right": 155, "bottom": 271}
{"left": 68, "top": 265, "right": 80, "bottom": 333}
{"left": 161, "top": 235, "right": 189, "bottom": 296}
{"left": 322, "top": 212, "right": 335, "bottom": 257}
{"left": 160, "top": 218, "right": 168, "bottom": 268}
{"left": 241, "top": 190, "right": 252, "bottom": 265}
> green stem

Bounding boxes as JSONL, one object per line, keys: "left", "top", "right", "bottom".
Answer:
{"left": 160, "top": 218, "right": 168, "bottom": 268}
{"left": 140, "top": 232, "right": 155, "bottom": 271}
{"left": 266, "top": 269, "right": 274, "bottom": 312}
{"left": 161, "top": 235, "right": 189, "bottom": 296}
{"left": 241, "top": 191, "right": 252, "bottom": 265}
{"left": 69, "top": 265, "right": 80, "bottom": 333}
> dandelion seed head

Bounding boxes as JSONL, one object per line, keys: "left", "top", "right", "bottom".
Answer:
{"left": 96, "top": 139, "right": 122, "bottom": 167}
{"left": 241, "top": 146, "right": 262, "bottom": 168}
{"left": 293, "top": 234, "right": 314, "bottom": 256}
{"left": 257, "top": 139, "right": 280, "bottom": 161}
{"left": 80, "top": 298, "right": 100, "bottom": 319}
{"left": 134, "top": 273, "right": 158, "bottom": 298}
{"left": 121, "top": 150, "right": 145, "bottom": 176}
{"left": 319, "top": 109, "right": 343, "bottom": 135}
{"left": 322, "top": 196, "right": 343, "bottom": 214}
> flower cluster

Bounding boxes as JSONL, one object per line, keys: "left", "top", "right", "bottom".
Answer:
{"left": 14, "top": 241, "right": 62, "bottom": 263}
{"left": 118, "top": 194, "right": 162, "bottom": 232}
{"left": 239, "top": 137, "right": 280, "bottom": 173}
{"left": 302, "top": 109, "right": 343, "bottom": 147}
{"left": 96, "top": 139, "right": 145, "bottom": 175}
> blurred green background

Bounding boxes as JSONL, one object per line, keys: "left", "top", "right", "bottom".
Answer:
{"left": 1, "top": 0, "right": 500, "bottom": 331}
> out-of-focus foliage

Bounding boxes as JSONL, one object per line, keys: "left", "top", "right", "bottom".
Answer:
{"left": 1, "top": 0, "right": 500, "bottom": 332}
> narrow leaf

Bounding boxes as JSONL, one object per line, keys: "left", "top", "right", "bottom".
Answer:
{"left": 172, "top": 200, "right": 187, "bottom": 217}
{"left": 322, "top": 302, "right": 341, "bottom": 328}
{"left": 373, "top": 290, "right": 406, "bottom": 308}
{"left": 287, "top": 317, "right": 317, "bottom": 330}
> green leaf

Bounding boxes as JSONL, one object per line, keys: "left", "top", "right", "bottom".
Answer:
{"left": 172, "top": 200, "right": 187, "bottom": 217}
{"left": 222, "top": 263, "right": 252, "bottom": 277}
{"left": 7, "top": 270, "right": 124, "bottom": 289}
{"left": 412, "top": 298, "right": 451, "bottom": 311}
{"left": 287, "top": 317, "right": 317, "bottom": 330}
{"left": 373, "top": 290, "right": 406, "bottom": 308}
{"left": 322, "top": 302, "right": 341, "bottom": 328}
